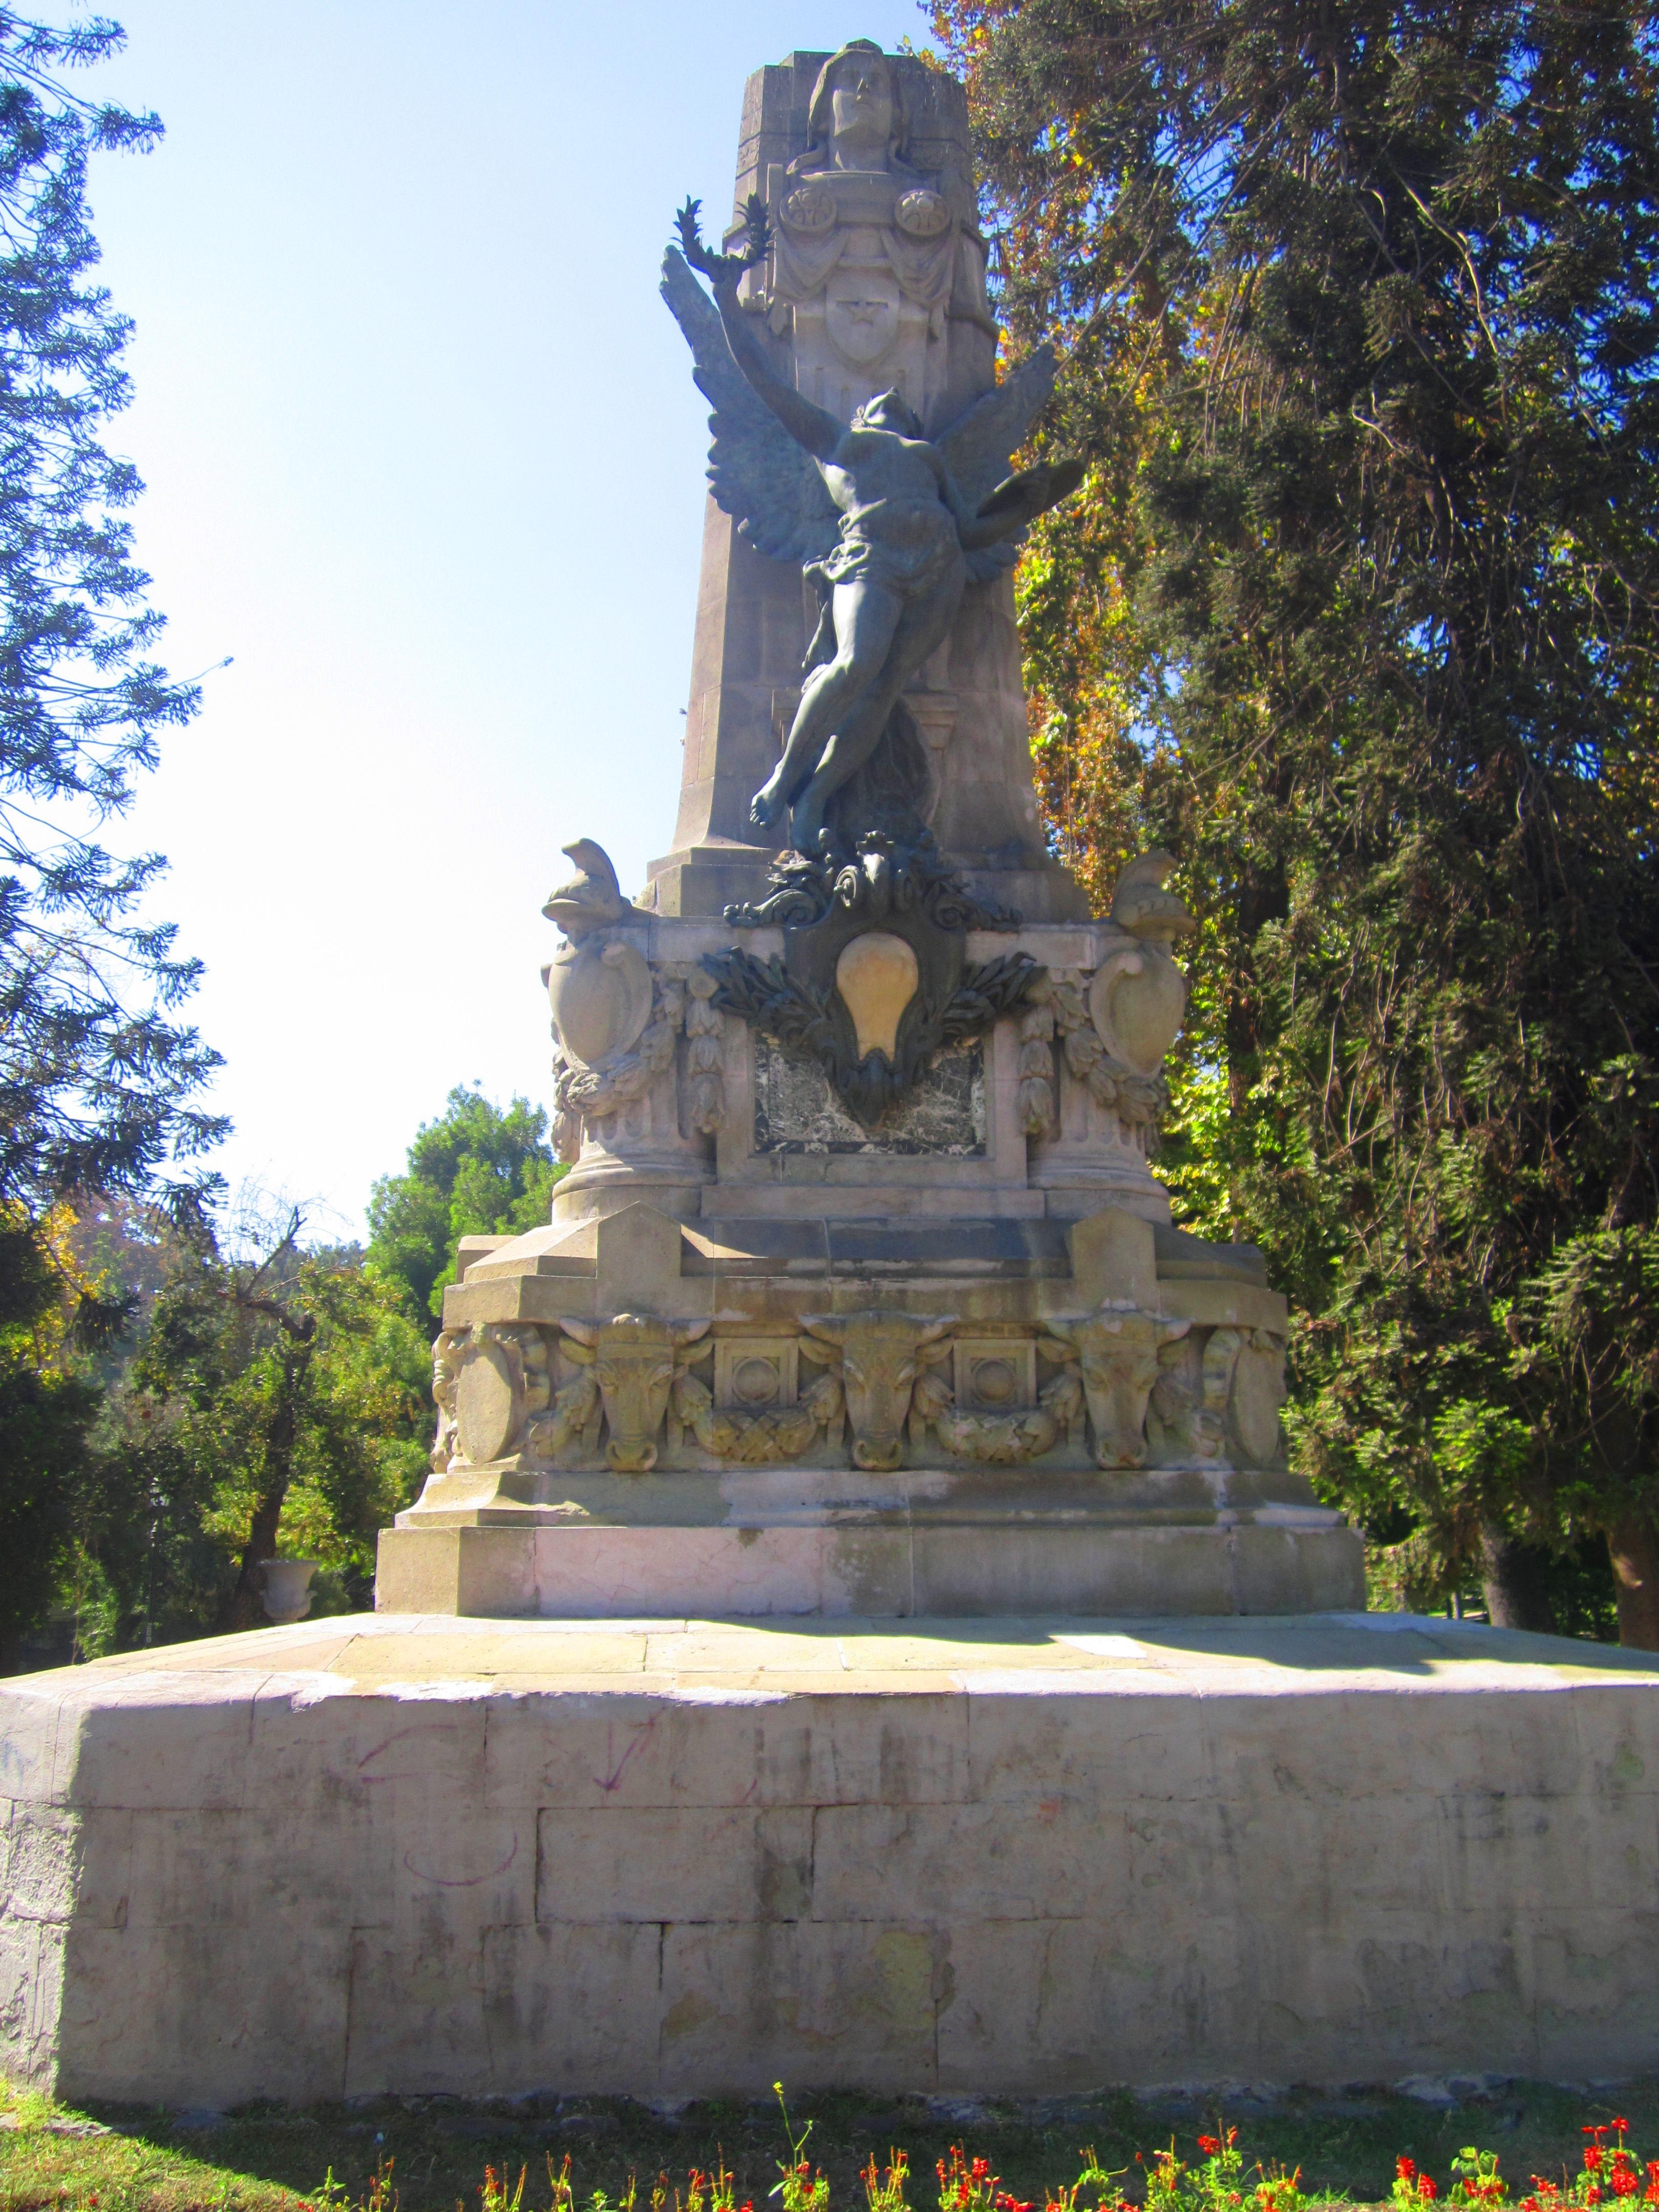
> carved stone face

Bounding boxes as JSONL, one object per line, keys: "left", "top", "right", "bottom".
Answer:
{"left": 828, "top": 51, "right": 895, "bottom": 164}
{"left": 804, "top": 1312, "right": 954, "bottom": 1471}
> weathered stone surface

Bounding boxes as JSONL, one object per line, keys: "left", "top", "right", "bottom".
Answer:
{"left": 753, "top": 1037, "right": 984, "bottom": 1155}
{"left": 4, "top": 1612, "right": 1658, "bottom": 2103}
{"left": 376, "top": 1508, "right": 1335, "bottom": 1622}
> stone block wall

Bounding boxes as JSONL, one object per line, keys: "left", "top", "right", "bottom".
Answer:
{"left": 3, "top": 1614, "right": 1656, "bottom": 2103}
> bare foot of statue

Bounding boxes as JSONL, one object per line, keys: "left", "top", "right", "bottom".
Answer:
{"left": 789, "top": 796, "right": 830, "bottom": 858}
{"left": 749, "top": 780, "right": 786, "bottom": 832}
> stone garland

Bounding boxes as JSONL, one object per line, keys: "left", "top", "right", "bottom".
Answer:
{"left": 1043, "top": 966, "right": 1170, "bottom": 1141}
{"left": 910, "top": 1356, "right": 1084, "bottom": 1464}
{"left": 1016, "top": 988, "right": 1058, "bottom": 1139}
{"left": 680, "top": 964, "right": 727, "bottom": 1136}
{"left": 550, "top": 959, "right": 730, "bottom": 1163}
{"left": 669, "top": 1364, "right": 845, "bottom": 1463}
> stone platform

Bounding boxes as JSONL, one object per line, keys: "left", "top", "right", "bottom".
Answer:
{"left": 5, "top": 1610, "right": 1657, "bottom": 2106}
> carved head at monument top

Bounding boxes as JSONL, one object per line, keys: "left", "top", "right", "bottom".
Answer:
{"left": 802, "top": 40, "right": 909, "bottom": 174}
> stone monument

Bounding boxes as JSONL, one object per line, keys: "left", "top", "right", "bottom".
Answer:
{"left": 374, "top": 42, "right": 1362, "bottom": 1623}
{"left": 11, "top": 44, "right": 1655, "bottom": 2116}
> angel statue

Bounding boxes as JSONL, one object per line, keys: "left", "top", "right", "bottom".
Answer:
{"left": 664, "top": 197, "right": 1084, "bottom": 861}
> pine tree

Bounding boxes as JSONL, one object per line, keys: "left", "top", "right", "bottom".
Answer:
{"left": 937, "top": 0, "right": 1659, "bottom": 1638}
{"left": 0, "top": 10, "right": 222, "bottom": 1239}
{"left": 0, "top": 11, "right": 223, "bottom": 1662}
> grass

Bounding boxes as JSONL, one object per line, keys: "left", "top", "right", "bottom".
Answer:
{"left": 4, "top": 2077, "right": 1655, "bottom": 2212}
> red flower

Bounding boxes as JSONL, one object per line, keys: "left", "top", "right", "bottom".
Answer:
{"left": 1420, "top": 2181, "right": 1437, "bottom": 2202}
{"left": 973, "top": 2163, "right": 991, "bottom": 2183}
{"left": 1400, "top": 2162, "right": 1418, "bottom": 2183}
{"left": 1589, "top": 2152, "right": 1607, "bottom": 2172}
{"left": 1200, "top": 2140, "right": 1222, "bottom": 2157}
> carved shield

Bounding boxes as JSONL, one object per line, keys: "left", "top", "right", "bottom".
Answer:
{"left": 546, "top": 937, "right": 653, "bottom": 1069}
{"left": 825, "top": 271, "right": 901, "bottom": 369}
{"left": 456, "top": 1331, "right": 521, "bottom": 1466}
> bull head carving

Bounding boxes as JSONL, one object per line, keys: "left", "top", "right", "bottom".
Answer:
{"left": 801, "top": 1311, "right": 956, "bottom": 1470}
{"left": 1046, "top": 1305, "right": 1190, "bottom": 1469}
{"left": 559, "top": 1313, "right": 711, "bottom": 1471}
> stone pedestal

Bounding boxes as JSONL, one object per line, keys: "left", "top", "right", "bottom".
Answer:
{"left": 6, "top": 1611, "right": 1657, "bottom": 2104}
{"left": 387, "top": 902, "right": 1360, "bottom": 1621}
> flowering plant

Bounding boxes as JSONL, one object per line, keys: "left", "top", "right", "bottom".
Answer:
{"left": 1518, "top": 2120, "right": 1659, "bottom": 2210}
{"left": 864, "top": 2152, "right": 910, "bottom": 2212}
{"left": 1043, "top": 2148, "right": 1133, "bottom": 2212}
{"left": 481, "top": 2168, "right": 527, "bottom": 2212}
{"left": 936, "top": 2144, "right": 1032, "bottom": 2212}
{"left": 1138, "top": 2128, "right": 1304, "bottom": 2212}
{"left": 771, "top": 2083, "right": 828, "bottom": 2212}
{"left": 1450, "top": 2150, "right": 1508, "bottom": 2207}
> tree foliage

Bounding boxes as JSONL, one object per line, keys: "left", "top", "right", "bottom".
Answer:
{"left": 4, "top": 1192, "right": 434, "bottom": 1664}
{"left": 935, "top": 0, "right": 1659, "bottom": 1635}
{"left": 93, "top": 1208, "right": 431, "bottom": 1639}
{"left": 367, "top": 1086, "right": 562, "bottom": 1323}
{"left": 0, "top": 8, "right": 222, "bottom": 1231}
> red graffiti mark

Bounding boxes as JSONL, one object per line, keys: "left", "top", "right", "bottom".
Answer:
{"left": 402, "top": 1832, "right": 518, "bottom": 1888}
{"left": 594, "top": 1716, "right": 657, "bottom": 1794}
{"left": 357, "top": 1725, "right": 456, "bottom": 1779}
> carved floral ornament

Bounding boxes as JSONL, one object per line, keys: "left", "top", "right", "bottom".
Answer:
{"left": 430, "top": 1307, "right": 1286, "bottom": 1479}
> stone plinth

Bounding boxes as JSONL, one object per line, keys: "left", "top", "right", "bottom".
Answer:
{"left": 376, "top": 1503, "right": 1360, "bottom": 1620}
{"left": 5, "top": 1611, "right": 1657, "bottom": 2105}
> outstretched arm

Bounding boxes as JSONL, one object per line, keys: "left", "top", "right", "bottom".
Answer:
{"left": 675, "top": 196, "right": 842, "bottom": 463}
{"left": 712, "top": 279, "right": 842, "bottom": 462}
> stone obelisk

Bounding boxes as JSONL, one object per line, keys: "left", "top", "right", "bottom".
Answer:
{"left": 641, "top": 46, "right": 1088, "bottom": 924}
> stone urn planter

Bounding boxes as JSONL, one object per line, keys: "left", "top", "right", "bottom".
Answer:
{"left": 258, "top": 1558, "right": 321, "bottom": 1625}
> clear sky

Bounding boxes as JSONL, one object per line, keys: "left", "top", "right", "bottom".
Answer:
{"left": 75, "top": 0, "right": 935, "bottom": 1239}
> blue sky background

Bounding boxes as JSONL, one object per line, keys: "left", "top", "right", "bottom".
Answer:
{"left": 76, "top": 0, "right": 934, "bottom": 1237}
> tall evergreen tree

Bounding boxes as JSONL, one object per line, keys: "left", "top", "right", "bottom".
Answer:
{"left": 936, "top": 0, "right": 1659, "bottom": 1638}
{"left": 0, "top": 12, "right": 220, "bottom": 1662}
{"left": 0, "top": 9, "right": 221, "bottom": 1238}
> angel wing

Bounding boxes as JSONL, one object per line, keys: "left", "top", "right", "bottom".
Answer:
{"left": 661, "top": 247, "right": 840, "bottom": 566}
{"left": 937, "top": 346, "right": 1058, "bottom": 507}
{"left": 934, "top": 346, "right": 1060, "bottom": 583}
